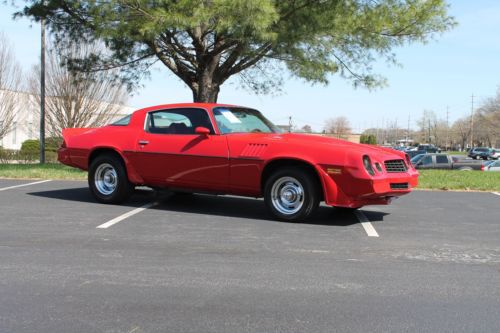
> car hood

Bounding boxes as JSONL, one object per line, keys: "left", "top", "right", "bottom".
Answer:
{"left": 229, "top": 132, "right": 406, "bottom": 162}
{"left": 276, "top": 133, "right": 405, "bottom": 159}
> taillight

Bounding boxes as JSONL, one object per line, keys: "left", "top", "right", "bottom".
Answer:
{"left": 481, "top": 164, "right": 484, "bottom": 171}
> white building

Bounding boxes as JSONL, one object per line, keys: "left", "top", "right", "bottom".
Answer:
{"left": 0, "top": 89, "right": 135, "bottom": 150}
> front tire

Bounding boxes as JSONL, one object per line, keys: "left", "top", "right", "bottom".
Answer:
{"left": 264, "top": 167, "right": 320, "bottom": 222}
{"left": 89, "top": 154, "right": 133, "bottom": 204}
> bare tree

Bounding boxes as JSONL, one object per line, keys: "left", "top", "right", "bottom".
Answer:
{"left": 475, "top": 90, "right": 500, "bottom": 147}
{"left": 30, "top": 42, "right": 128, "bottom": 138}
{"left": 451, "top": 117, "right": 470, "bottom": 150}
{"left": 0, "top": 33, "right": 22, "bottom": 142}
{"left": 324, "top": 116, "right": 352, "bottom": 140}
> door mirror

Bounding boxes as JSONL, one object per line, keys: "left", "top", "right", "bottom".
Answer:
{"left": 195, "top": 126, "right": 210, "bottom": 136}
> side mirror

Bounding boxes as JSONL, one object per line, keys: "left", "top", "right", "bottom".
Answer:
{"left": 195, "top": 126, "right": 210, "bottom": 136}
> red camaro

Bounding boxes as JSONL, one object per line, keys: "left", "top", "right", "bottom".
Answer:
{"left": 58, "top": 103, "right": 418, "bottom": 221}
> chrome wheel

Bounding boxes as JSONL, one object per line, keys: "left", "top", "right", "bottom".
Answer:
{"left": 94, "top": 163, "right": 118, "bottom": 196}
{"left": 270, "top": 176, "right": 304, "bottom": 215}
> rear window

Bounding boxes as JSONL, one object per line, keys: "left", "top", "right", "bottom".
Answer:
{"left": 111, "top": 115, "right": 131, "bottom": 126}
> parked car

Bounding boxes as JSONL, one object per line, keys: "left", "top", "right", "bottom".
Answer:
{"left": 411, "top": 153, "right": 484, "bottom": 170}
{"left": 489, "top": 149, "right": 500, "bottom": 160}
{"left": 484, "top": 160, "right": 500, "bottom": 172}
{"left": 406, "top": 150, "right": 426, "bottom": 159}
{"left": 468, "top": 147, "right": 492, "bottom": 160}
{"left": 58, "top": 103, "right": 419, "bottom": 222}
{"left": 417, "top": 144, "right": 441, "bottom": 153}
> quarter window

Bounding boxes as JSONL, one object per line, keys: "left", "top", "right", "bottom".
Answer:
{"left": 111, "top": 115, "right": 131, "bottom": 126}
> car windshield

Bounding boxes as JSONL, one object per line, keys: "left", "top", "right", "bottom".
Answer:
{"left": 212, "top": 107, "right": 279, "bottom": 134}
{"left": 411, "top": 154, "right": 426, "bottom": 164}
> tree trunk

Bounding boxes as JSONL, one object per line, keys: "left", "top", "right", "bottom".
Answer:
{"left": 191, "top": 77, "right": 220, "bottom": 103}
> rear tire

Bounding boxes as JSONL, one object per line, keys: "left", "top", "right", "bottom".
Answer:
{"left": 264, "top": 167, "right": 320, "bottom": 222}
{"left": 89, "top": 154, "right": 133, "bottom": 204}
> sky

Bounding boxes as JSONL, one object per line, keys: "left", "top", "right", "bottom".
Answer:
{"left": 1, "top": 1, "right": 499, "bottom": 132}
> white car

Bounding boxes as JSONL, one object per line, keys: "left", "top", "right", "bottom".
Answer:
{"left": 484, "top": 160, "right": 500, "bottom": 172}
{"left": 490, "top": 149, "right": 500, "bottom": 160}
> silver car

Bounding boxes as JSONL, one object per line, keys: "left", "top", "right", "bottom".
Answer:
{"left": 490, "top": 149, "right": 500, "bottom": 160}
{"left": 484, "top": 160, "right": 500, "bottom": 172}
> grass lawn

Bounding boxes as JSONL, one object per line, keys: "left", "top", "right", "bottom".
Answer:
{"left": 417, "top": 169, "right": 500, "bottom": 191}
{"left": 1, "top": 163, "right": 499, "bottom": 192}
{"left": 446, "top": 151, "right": 466, "bottom": 155}
{"left": 0, "top": 163, "right": 87, "bottom": 180}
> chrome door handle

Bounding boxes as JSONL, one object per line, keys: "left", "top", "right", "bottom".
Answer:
{"left": 138, "top": 140, "right": 149, "bottom": 145}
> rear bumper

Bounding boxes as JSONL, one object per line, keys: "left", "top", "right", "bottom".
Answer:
{"left": 57, "top": 147, "right": 72, "bottom": 165}
{"left": 57, "top": 147, "right": 87, "bottom": 169}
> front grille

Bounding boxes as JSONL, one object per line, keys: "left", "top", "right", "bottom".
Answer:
{"left": 384, "top": 159, "right": 407, "bottom": 173}
{"left": 390, "top": 183, "right": 409, "bottom": 190}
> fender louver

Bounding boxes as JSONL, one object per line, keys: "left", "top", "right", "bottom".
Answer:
{"left": 240, "top": 143, "right": 268, "bottom": 158}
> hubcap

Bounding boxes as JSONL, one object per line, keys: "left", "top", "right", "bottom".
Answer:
{"left": 95, "top": 163, "right": 118, "bottom": 196}
{"left": 271, "top": 176, "right": 304, "bottom": 215}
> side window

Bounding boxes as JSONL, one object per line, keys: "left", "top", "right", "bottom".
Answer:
{"left": 436, "top": 155, "right": 448, "bottom": 164}
{"left": 146, "top": 108, "right": 214, "bottom": 135}
{"left": 421, "top": 155, "right": 433, "bottom": 166}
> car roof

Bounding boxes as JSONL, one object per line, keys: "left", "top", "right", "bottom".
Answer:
{"left": 132, "top": 103, "right": 243, "bottom": 116}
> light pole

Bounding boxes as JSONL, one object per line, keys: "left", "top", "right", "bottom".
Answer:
{"left": 40, "top": 16, "right": 46, "bottom": 163}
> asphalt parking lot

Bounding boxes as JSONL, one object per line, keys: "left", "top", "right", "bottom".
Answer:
{"left": 0, "top": 179, "right": 499, "bottom": 333}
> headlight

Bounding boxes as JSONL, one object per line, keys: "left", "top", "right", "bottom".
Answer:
{"left": 363, "top": 155, "right": 375, "bottom": 176}
{"left": 405, "top": 153, "right": 411, "bottom": 168}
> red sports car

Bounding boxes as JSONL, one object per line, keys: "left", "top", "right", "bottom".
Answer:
{"left": 58, "top": 103, "right": 418, "bottom": 221}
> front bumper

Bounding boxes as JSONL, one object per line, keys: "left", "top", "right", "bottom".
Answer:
{"left": 317, "top": 165, "right": 419, "bottom": 208}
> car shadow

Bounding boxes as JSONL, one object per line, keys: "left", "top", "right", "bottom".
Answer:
{"left": 28, "top": 188, "right": 388, "bottom": 227}
{"left": 27, "top": 187, "right": 157, "bottom": 206}
{"left": 151, "top": 194, "right": 387, "bottom": 227}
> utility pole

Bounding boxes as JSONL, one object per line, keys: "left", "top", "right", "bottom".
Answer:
{"left": 395, "top": 118, "right": 398, "bottom": 146}
{"left": 288, "top": 116, "right": 292, "bottom": 133}
{"left": 428, "top": 118, "right": 431, "bottom": 144}
{"left": 407, "top": 113, "right": 410, "bottom": 146}
{"left": 446, "top": 106, "right": 449, "bottom": 151}
{"left": 470, "top": 94, "right": 474, "bottom": 148}
{"left": 40, "top": 17, "right": 46, "bottom": 164}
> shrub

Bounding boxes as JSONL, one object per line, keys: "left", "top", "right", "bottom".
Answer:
{"left": 19, "top": 140, "right": 40, "bottom": 163}
{"left": 0, "top": 148, "right": 17, "bottom": 163}
{"left": 45, "top": 137, "right": 63, "bottom": 152}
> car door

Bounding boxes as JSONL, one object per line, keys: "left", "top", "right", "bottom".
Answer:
{"left": 417, "top": 155, "right": 434, "bottom": 169}
{"left": 129, "top": 108, "right": 229, "bottom": 191}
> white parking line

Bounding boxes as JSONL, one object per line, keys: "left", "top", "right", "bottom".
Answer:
{"left": 0, "top": 180, "right": 52, "bottom": 192}
{"left": 96, "top": 202, "right": 158, "bottom": 229}
{"left": 354, "top": 210, "right": 379, "bottom": 237}
{"left": 492, "top": 192, "right": 500, "bottom": 196}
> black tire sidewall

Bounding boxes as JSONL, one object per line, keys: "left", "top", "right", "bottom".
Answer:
{"left": 264, "top": 167, "right": 320, "bottom": 222}
{"left": 88, "top": 154, "right": 132, "bottom": 204}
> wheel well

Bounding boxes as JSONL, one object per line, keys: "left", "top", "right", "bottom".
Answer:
{"left": 261, "top": 159, "right": 324, "bottom": 200}
{"left": 88, "top": 148, "right": 125, "bottom": 169}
